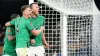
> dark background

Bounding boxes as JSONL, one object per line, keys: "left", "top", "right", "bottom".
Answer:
{"left": 94, "top": 0, "right": 100, "bottom": 11}
{"left": 0, "top": 0, "right": 28, "bottom": 25}
{"left": 0, "top": 0, "right": 100, "bottom": 25}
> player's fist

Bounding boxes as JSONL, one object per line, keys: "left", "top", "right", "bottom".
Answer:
{"left": 30, "top": 39, "right": 36, "bottom": 44}
{"left": 44, "top": 44, "right": 49, "bottom": 49}
{"left": 40, "top": 26, "right": 45, "bottom": 31}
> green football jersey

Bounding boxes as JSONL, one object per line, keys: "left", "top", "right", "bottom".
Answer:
{"left": 10, "top": 16, "right": 35, "bottom": 48}
{"left": 3, "top": 26, "right": 16, "bottom": 54}
{"left": 29, "top": 15, "right": 45, "bottom": 46}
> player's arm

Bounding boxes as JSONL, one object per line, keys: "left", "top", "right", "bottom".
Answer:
{"left": 32, "top": 16, "right": 46, "bottom": 36}
{"left": 30, "top": 29, "right": 46, "bottom": 44}
{"left": 41, "top": 16, "right": 49, "bottom": 48}
{"left": 42, "top": 31, "right": 49, "bottom": 48}
{"left": 7, "top": 35, "right": 15, "bottom": 41}
{"left": 26, "top": 20, "right": 44, "bottom": 36}
{"left": 6, "top": 27, "right": 15, "bottom": 41}
{"left": 5, "top": 19, "right": 16, "bottom": 27}
{"left": 31, "top": 26, "right": 44, "bottom": 36}
{"left": 5, "top": 22, "right": 11, "bottom": 26}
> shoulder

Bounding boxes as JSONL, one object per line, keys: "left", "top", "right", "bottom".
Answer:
{"left": 28, "top": 17, "right": 33, "bottom": 21}
{"left": 26, "top": 19, "right": 32, "bottom": 25}
{"left": 14, "top": 16, "right": 20, "bottom": 20}
{"left": 11, "top": 17, "right": 20, "bottom": 21}
{"left": 39, "top": 15, "right": 45, "bottom": 18}
{"left": 38, "top": 15, "right": 45, "bottom": 20}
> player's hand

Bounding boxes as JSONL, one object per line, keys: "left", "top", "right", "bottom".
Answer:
{"left": 5, "top": 22, "right": 10, "bottom": 27}
{"left": 40, "top": 26, "right": 45, "bottom": 31}
{"left": 44, "top": 44, "right": 49, "bottom": 49}
{"left": 30, "top": 39, "right": 36, "bottom": 44}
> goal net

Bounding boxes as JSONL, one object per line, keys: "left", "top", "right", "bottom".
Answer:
{"left": 39, "top": 3, "right": 61, "bottom": 56}
{"left": 29, "top": 0, "right": 100, "bottom": 56}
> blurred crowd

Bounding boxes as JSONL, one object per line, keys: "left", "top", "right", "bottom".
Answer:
{"left": 0, "top": 24, "right": 6, "bottom": 45}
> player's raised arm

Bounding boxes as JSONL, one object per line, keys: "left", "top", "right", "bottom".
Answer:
{"left": 5, "top": 18, "right": 16, "bottom": 27}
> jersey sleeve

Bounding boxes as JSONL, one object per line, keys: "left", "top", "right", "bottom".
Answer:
{"left": 6, "top": 27, "right": 12, "bottom": 35}
{"left": 26, "top": 20, "right": 35, "bottom": 31}
{"left": 10, "top": 19, "right": 16, "bottom": 26}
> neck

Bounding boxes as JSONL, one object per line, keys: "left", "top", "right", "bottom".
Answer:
{"left": 23, "top": 14, "right": 29, "bottom": 19}
{"left": 31, "top": 13, "right": 38, "bottom": 18}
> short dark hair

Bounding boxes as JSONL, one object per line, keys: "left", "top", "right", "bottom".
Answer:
{"left": 30, "top": 2, "right": 38, "bottom": 8}
{"left": 21, "top": 5, "right": 30, "bottom": 13}
{"left": 10, "top": 14, "right": 20, "bottom": 20}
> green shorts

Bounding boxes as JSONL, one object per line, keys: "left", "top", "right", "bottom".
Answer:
{"left": 3, "top": 50, "right": 17, "bottom": 56}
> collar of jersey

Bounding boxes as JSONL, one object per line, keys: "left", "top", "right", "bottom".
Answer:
{"left": 32, "top": 14, "right": 39, "bottom": 19}
{"left": 21, "top": 16, "right": 29, "bottom": 20}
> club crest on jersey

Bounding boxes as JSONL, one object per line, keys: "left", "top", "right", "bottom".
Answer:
{"left": 8, "top": 29, "right": 11, "bottom": 32}
{"left": 30, "top": 22, "right": 32, "bottom": 26}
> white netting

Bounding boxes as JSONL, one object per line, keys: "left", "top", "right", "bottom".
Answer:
{"left": 66, "top": 15, "right": 93, "bottom": 56}
{"left": 40, "top": 0, "right": 93, "bottom": 14}
{"left": 39, "top": 3, "right": 61, "bottom": 56}
{"left": 26, "top": 0, "right": 100, "bottom": 56}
